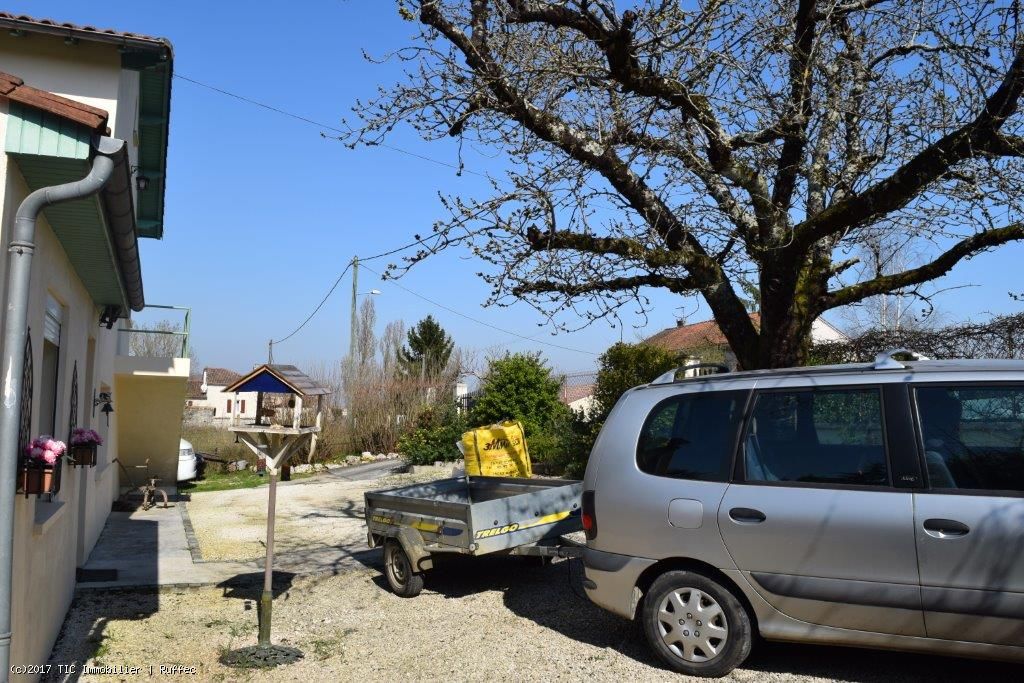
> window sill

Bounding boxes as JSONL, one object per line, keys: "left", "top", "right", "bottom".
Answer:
{"left": 33, "top": 500, "right": 66, "bottom": 536}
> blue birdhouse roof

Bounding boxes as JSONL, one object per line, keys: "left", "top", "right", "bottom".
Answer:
{"left": 222, "top": 364, "right": 331, "bottom": 397}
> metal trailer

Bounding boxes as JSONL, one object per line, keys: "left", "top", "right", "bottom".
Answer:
{"left": 365, "top": 476, "right": 584, "bottom": 596}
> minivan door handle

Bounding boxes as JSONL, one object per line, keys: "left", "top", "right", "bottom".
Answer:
{"left": 923, "top": 518, "right": 970, "bottom": 538}
{"left": 729, "top": 507, "right": 766, "bottom": 524}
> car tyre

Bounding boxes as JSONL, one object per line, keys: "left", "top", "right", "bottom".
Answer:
{"left": 383, "top": 539, "right": 424, "bottom": 597}
{"left": 641, "top": 570, "right": 752, "bottom": 678}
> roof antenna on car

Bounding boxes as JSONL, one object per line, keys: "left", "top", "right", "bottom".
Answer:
{"left": 873, "top": 348, "right": 930, "bottom": 370}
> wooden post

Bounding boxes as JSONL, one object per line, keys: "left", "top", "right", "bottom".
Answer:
{"left": 309, "top": 395, "right": 324, "bottom": 462}
{"left": 292, "top": 396, "right": 303, "bottom": 430}
{"left": 259, "top": 465, "right": 277, "bottom": 647}
{"left": 230, "top": 429, "right": 314, "bottom": 651}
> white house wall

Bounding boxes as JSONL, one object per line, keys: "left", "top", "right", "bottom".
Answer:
{"left": 811, "top": 318, "right": 848, "bottom": 343}
{"left": 0, "top": 153, "right": 122, "bottom": 676}
{"left": 0, "top": 33, "right": 143, "bottom": 678}
{"left": 188, "top": 385, "right": 259, "bottom": 424}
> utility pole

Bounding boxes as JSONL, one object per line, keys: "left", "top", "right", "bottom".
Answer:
{"left": 349, "top": 256, "right": 359, "bottom": 364}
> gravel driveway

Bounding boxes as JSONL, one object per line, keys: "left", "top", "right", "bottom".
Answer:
{"left": 184, "top": 466, "right": 445, "bottom": 564}
{"left": 45, "top": 469, "right": 1022, "bottom": 681}
{"left": 47, "top": 555, "right": 1020, "bottom": 682}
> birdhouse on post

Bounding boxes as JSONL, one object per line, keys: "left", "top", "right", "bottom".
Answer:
{"left": 220, "top": 363, "right": 331, "bottom": 664}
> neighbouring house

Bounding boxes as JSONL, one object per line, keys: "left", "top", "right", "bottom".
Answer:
{"left": 184, "top": 367, "right": 259, "bottom": 426}
{"left": 645, "top": 314, "right": 848, "bottom": 372}
{"left": 0, "top": 12, "right": 183, "bottom": 676}
{"left": 558, "top": 371, "right": 598, "bottom": 418}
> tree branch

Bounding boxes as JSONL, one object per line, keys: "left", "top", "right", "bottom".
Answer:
{"left": 814, "top": 0, "right": 890, "bottom": 20}
{"left": 608, "top": 127, "right": 764, "bottom": 238}
{"left": 792, "top": 42, "right": 1024, "bottom": 251}
{"left": 771, "top": 0, "right": 820, "bottom": 212}
{"left": 513, "top": 273, "right": 698, "bottom": 297}
{"left": 421, "top": 0, "right": 760, "bottom": 360}
{"left": 525, "top": 226, "right": 696, "bottom": 269}
{"left": 825, "top": 223, "right": 1024, "bottom": 308}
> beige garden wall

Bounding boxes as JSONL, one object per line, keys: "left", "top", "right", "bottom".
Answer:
{"left": 115, "top": 357, "right": 190, "bottom": 487}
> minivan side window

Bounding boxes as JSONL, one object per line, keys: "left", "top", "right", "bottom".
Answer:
{"left": 916, "top": 385, "right": 1024, "bottom": 492}
{"left": 636, "top": 391, "right": 746, "bottom": 481}
{"left": 743, "top": 388, "right": 888, "bottom": 486}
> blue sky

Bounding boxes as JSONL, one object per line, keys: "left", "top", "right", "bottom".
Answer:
{"left": 10, "top": 1, "right": 1024, "bottom": 372}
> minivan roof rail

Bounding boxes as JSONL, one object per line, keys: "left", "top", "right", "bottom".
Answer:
{"left": 650, "top": 363, "right": 731, "bottom": 385}
{"left": 873, "top": 348, "right": 931, "bottom": 370}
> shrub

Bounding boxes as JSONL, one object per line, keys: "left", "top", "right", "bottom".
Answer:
{"left": 397, "top": 402, "right": 467, "bottom": 465}
{"left": 470, "top": 352, "right": 566, "bottom": 438}
{"left": 592, "top": 342, "right": 680, "bottom": 423}
{"left": 550, "top": 342, "right": 680, "bottom": 477}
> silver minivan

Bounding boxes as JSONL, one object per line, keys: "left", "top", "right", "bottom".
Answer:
{"left": 581, "top": 352, "right": 1024, "bottom": 677}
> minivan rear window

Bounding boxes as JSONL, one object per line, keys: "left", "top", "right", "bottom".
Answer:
{"left": 916, "top": 385, "right": 1024, "bottom": 492}
{"left": 636, "top": 391, "right": 746, "bottom": 481}
{"left": 743, "top": 388, "right": 888, "bottom": 486}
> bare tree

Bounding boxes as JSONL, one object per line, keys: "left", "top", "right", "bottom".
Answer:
{"left": 127, "top": 318, "right": 198, "bottom": 365}
{"left": 349, "top": 1, "right": 1024, "bottom": 368}
{"left": 339, "top": 301, "right": 464, "bottom": 452}
{"left": 841, "top": 232, "right": 941, "bottom": 333}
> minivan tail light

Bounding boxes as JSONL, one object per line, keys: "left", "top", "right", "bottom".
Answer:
{"left": 582, "top": 490, "right": 596, "bottom": 540}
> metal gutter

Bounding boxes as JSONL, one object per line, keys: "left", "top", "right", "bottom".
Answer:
{"left": 99, "top": 142, "right": 145, "bottom": 311}
{"left": 0, "top": 136, "right": 121, "bottom": 678}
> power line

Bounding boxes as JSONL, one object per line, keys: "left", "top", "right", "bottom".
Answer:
{"left": 173, "top": 73, "right": 488, "bottom": 178}
{"left": 359, "top": 262, "right": 597, "bottom": 356}
{"left": 271, "top": 260, "right": 353, "bottom": 345}
{"left": 268, "top": 230, "right": 442, "bottom": 348}
{"left": 175, "top": 73, "right": 600, "bottom": 356}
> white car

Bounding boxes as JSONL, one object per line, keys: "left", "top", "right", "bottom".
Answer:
{"left": 177, "top": 438, "right": 198, "bottom": 482}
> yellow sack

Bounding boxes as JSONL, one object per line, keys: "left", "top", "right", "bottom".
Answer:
{"left": 460, "top": 421, "right": 532, "bottom": 478}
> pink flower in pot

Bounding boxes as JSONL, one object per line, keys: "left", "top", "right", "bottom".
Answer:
{"left": 70, "top": 428, "right": 103, "bottom": 447}
{"left": 25, "top": 436, "right": 66, "bottom": 465}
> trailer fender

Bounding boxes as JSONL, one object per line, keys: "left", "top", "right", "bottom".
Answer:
{"left": 396, "top": 527, "right": 434, "bottom": 572}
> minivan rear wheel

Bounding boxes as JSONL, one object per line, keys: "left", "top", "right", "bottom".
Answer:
{"left": 641, "top": 570, "right": 752, "bottom": 678}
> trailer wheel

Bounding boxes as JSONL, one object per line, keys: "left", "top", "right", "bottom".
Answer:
{"left": 384, "top": 539, "right": 424, "bottom": 597}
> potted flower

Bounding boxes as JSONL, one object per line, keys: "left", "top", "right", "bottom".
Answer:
{"left": 70, "top": 427, "right": 102, "bottom": 467}
{"left": 20, "top": 436, "right": 66, "bottom": 495}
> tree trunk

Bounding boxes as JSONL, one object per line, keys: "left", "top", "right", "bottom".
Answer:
{"left": 753, "top": 255, "right": 829, "bottom": 369}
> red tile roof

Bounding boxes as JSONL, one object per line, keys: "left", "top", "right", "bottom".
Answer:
{"left": 186, "top": 379, "right": 204, "bottom": 400}
{"left": 203, "top": 367, "right": 243, "bottom": 387}
{"left": 0, "top": 12, "right": 171, "bottom": 50}
{"left": 560, "top": 383, "right": 595, "bottom": 405}
{"left": 0, "top": 71, "right": 109, "bottom": 130}
{"left": 645, "top": 314, "right": 761, "bottom": 353}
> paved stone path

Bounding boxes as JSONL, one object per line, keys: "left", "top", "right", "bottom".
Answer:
{"left": 76, "top": 460, "right": 410, "bottom": 589}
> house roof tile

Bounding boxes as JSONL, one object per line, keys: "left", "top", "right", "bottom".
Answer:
{"left": 186, "top": 379, "right": 204, "bottom": 400}
{"left": 0, "top": 71, "right": 109, "bottom": 130}
{"left": 645, "top": 314, "right": 761, "bottom": 353}
{"left": 559, "top": 384, "right": 595, "bottom": 405}
{"left": 203, "top": 367, "right": 243, "bottom": 387}
{"left": 0, "top": 12, "right": 171, "bottom": 52}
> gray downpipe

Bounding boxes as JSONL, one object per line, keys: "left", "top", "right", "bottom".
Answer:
{"left": 0, "top": 138, "right": 119, "bottom": 678}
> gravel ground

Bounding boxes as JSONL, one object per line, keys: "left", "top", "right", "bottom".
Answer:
{"left": 46, "top": 469, "right": 1022, "bottom": 681}
{"left": 47, "top": 555, "right": 1021, "bottom": 682}
{"left": 184, "top": 467, "right": 449, "bottom": 562}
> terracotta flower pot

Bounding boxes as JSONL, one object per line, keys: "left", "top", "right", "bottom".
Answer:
{"left": 19, "top": 464, "right": 56, "bottom": 495}
{"left": 71, "top": 444, "right": 97, "bottom": 467}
